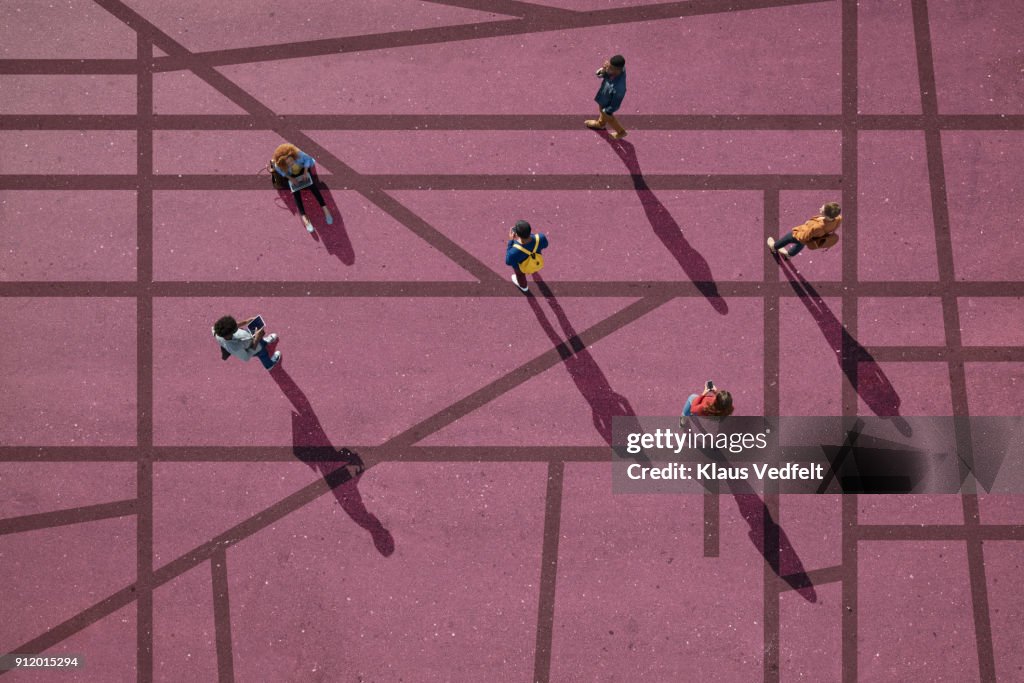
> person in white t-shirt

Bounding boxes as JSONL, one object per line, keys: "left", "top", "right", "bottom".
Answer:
{"left": 212, "top": 315, "right": 281, "bottom": 370}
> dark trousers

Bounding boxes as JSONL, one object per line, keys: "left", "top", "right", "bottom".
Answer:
{"left": 513, "top": 268, "right": 527, "bottom": 287}
{"left": 775, "top": 231, "right": 805, "bottom": 256}
{"left": 292, "top": 183, "right": 326, "bottom": 217}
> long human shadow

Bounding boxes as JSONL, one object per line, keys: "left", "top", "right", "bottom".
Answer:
{"left": 598, "top": 131, "right": 728, "bottom": 315}
{"left": 275, "top": 169, "right": 355, "bottom": 265}
{"left": 526, "top": 278, "right": 811, "bottom": 597}
{"left": 687, "top": 417, "right": 818, "bottom": 602}
{"left": 526, "top": 275, "right": 647, "bottom": 462}
{"left": 270, "top": 364, "right": 394, "bottom": 556}
{"left": 777, "top": 257, "right": 911, "bottom": 436}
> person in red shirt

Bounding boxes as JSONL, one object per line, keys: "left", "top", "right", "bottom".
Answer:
{"left": 682, "top": 381, "right": 734, "bottom": 418}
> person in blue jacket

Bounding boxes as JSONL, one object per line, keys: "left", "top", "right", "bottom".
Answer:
{"left": 505, "top": 220, "right": 549, "bottom": 293}
{"left": 585, "top": 54, "right": 628, "bottom": 139}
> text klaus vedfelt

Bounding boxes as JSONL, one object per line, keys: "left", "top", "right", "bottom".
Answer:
{"left": 623, "top": 429, "right": 824, "bottom": 482}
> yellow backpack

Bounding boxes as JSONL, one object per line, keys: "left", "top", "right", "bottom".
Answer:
{"left": 513, "top": 235, "right": 544, "bottom": 274}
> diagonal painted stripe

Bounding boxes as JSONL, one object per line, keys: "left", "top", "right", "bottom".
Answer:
{"left": 0, "top": 500, "right": 138, "bottom": 536}
{"left": 151, "top": 0, "right": 833, "bottom": 71}
{"left": 386, "top": 294, "right": 674, "bottom": 447}
{"left": 91, "top": 0, "right": 504, "bottom": 285}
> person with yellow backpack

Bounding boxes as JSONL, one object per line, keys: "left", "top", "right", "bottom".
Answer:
{"left": 767, "top": 202, "right": 842, "bottom": 258}
{"left": 505, "top": 220, "right": 549, "bottom": 293}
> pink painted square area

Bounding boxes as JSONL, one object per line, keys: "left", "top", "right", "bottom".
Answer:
{"left": 0, "top": 190, "right": 137, "bottom": 281}
{"left": 857, "top": 362, "right": 952, "bottom": 417}
{"left": 858, "top": 495, "right": 965, "bottom": 526}
{"left": 0, "top": 1, "right": 137, "bottom": 59}
{"left": 0, "top": 131, "right": 136, "bottom": 175}
{"left": 858, "top": 0, "right": 921, "bottom": 114}
{"left": 958, "top": 297, "right": 1024, "bottom": 347}
{"left": 857, "top": 297, "right": 946, "bottom": 347}
{"left": 983, "top": 541, "right": 1024, "bottom": 683}
{"left": 977, "top": 495, "right": 1024, "bottom": 525}
{"left": 964, "top": 363, "right": 1024, "bottom": 417}
{"left": 15, "top": 604, "right": 137, "bottom": 683}
{"left": 0, "top": 75, "right": 137, "bottom": 115}
{"left": 226, "top": 462, "right": 546, "bottom": 683}
{"left": 778, "top": 494, "right": 842, "bottom": 570}
{"left": 943, "top": 132, "right": 1024, "bottom": 282}
{"left": 153, "top": 565, "right": 217, "bottom": 683}
{"left": 859, "top": 541, "right": 979, "bottom": 682}
{"left": 929, "top": 0, "right": 1024, "bottom": 114}
{"left": 153, "top": 71, "right": 246, "bottom": 115}
{"left": 1, "top": 298, "right": 137, "bottom": 446}
{"left": 549, "top": 463, "right": 764, "bottom": 681}
{"left": 857, "top": 131, "right": 939, "bottom": 282}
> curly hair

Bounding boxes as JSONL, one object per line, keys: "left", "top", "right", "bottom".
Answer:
{"left": 213, "top": 316, "right": 238, "bottom": 339}
{"left": 272, "top": 143, "right": 302, "bottom": 171}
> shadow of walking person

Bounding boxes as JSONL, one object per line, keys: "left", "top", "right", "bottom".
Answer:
{"left": 688, "top": 418, "right": 818, "bottom": 602}
{"left": 598, "top": 131, "right": 728, "bottom": 315}
{"left": 526, "top": 276, "right": 646, "bottom": 460}
{"left": 778, "top": 257, "right": 911, "bottom": 436}
{"left": 271, "top": 365, "right": 395, "bottom": 556}
{"left": 275, "top": 170, "right": 355, "bottom": 265}
{"left": 732, "top": 491, "right": 817, "bottom": 602}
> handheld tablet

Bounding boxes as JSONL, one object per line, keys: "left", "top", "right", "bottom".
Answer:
{"left": 247, "top": 315, "right": 265, "bottom": 334}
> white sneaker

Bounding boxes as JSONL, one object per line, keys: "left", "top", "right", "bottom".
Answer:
{"left": 302, "top": 215, "right": 314, "bottom": 233}
{"left": 512, "top": 273, "right": 529, "bottom": 292}
{"left": 264, "top": 333, "right": 278, "bottom": 344}
{"left": 268, "top": 351, "right": 282, "bottom": 368}
{"left": 766, "top": 236, "right": 776, "bottom": 253}
{"left": 323, "top": 207, "right": 334, "bottom": 225}
{"left": 777, "top": 246, "right": 790, "bottom": 259}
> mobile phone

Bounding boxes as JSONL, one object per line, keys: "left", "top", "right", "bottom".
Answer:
{"left": 705, "top": 380, "right": 714, "bottom": 391}
{"left": 247, "top": 315, "right": 265, "bottom": 334}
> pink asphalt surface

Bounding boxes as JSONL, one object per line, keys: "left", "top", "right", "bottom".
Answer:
{"left": 2, "top": 1, "right": 1023, "bottom": 682}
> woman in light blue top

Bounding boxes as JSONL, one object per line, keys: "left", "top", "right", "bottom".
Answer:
{"left": 271, "top": 143, "right": 333, "bottom": 233}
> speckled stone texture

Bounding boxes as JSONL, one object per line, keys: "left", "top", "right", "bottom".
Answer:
{"left": 1, "top": 0, "right": 1023, "bottom": 681}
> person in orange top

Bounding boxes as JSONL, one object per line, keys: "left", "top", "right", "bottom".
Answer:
{"left": 767, "top": 202, "right": 842, "bottom": 258}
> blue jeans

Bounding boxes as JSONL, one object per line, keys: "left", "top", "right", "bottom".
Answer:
{"left": 774, "top": 232, "right": 804, "bottom": 256}
{"left": 254, "top": 342, "right": 277, "bottom": 370}
{"left": 683, "top": 394, "right": 698, "bottom": 417}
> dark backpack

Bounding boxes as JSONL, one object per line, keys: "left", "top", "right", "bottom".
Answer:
{"left": 267, "top": 160, "right": 289, "bottom": 190}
